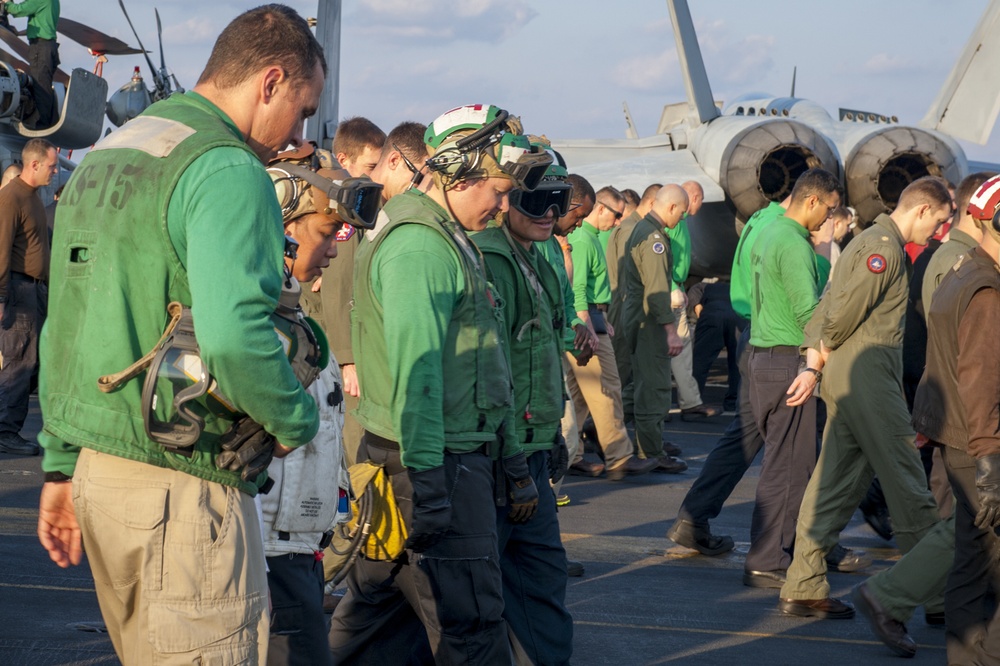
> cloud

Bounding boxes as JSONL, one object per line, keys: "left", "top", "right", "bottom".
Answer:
{"left": 614, "top": 49, "right": 680, "bottom": 92}
{"left": 861, "top": 53, "right": 918, "bottom": 75}
{"left": 161, "top": 18, "right": 222, "bottom": 47}
{"left": 349, "top": 0, "right": 537, "bottom": 43}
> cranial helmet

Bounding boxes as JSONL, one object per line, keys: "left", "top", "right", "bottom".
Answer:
{"left": 423, "top": 104, "right": 553, "bottom": 191}
{"left": 267, "top": 143, "right": 384, "bottom": 229}
{"left": 968, "top": 174, "right": 1000, "bottom": 234}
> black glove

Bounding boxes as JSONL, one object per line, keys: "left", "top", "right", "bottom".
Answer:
{"left": 216, "top": 417, "right": 276, "bottom": 483}
{"left": 975, "top": 453, "right": 1000, "bottom": 530}
{"left": 548, "top": 432, "right": 569, "bottom": 484}
{"left": 504, "top": 452, "right": 538, "bottom": 523}
{"left": 405, "top": 465, "right": 452, "bottom": 552}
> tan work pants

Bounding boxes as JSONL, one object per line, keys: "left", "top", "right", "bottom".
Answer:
{"left": 564, "top": 332, "right": 633, "bottom": 470}
{"left": 73, "top": 448, "right": 269, "bottom": 664}
{"left": 671, "top": 301, "right": 702, "bottom": 410}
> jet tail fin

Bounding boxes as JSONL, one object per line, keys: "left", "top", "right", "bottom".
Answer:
{"left": 667, "top": 0, "right": 720, "bottom": 127}
{"left": 921, "top": 0, "right": 1000, "bottom": 145}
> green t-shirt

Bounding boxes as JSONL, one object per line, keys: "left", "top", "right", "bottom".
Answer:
{"left": 598, "top": 228, "right": 613, "bottom": 256}
{"left": 568, "top": 221, "right": 612, "bottom": 311}
{"left": 731, "top": 201, "right": 785, "bottom": 320}
{"left": 748, "top": 216, "right": 819, "bottom": 348}
{"left": 666, "top": 219, "right": 691, "bottom": 289}
{"left": 7, "top": 0, "right": 59, "bottom": 40}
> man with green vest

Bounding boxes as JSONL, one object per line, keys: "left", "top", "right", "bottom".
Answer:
{"left": 2, "top": 0, "right": 59, "bottom": 127}
{"left": 474, "top": 142, "right": 574, "bottom": 665}
{"left": 35, "top": 7, "right": 326, "bottom": 663}
{"left": 328, "top": 104, "right": 550, "bottom": 664}
{"left": 621, "top": 184, "right": 689, "bottom": 470}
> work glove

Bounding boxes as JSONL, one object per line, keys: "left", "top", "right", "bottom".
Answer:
{"left": 216, "top": 417, "right": 276, "bottom": 483}
{"left": 975, "top": 453, "right": 1000, "bottom": 530}
{"left": 548, "top": 432, "right": 569, "bottom": 484}
{"left": 504, "top": 451, "right": 539, "bottom": 523}
{"left": 405, "top": 465, "right": 452, "bottom": 552}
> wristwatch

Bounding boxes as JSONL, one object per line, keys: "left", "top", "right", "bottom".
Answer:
{"left": 803, "top": 367, "right": 822, "bottom": 381}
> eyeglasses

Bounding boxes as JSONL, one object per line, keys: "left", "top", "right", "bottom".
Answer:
{"left": 394, "top": 142, "right": 424, "bottom": 190}
{"left": 600, "top": 201, "right": 624, "bottom": 220}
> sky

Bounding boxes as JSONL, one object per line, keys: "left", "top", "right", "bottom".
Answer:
{"left": 22, "top": 0, "right": 1000, "bottom": 162}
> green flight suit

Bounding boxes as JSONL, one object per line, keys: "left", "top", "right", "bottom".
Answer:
{"left": 621, "top": 213, "right": 674, "bottom": 458}
{"left": 781, "top": 214, "right": 942, "bottom": 602}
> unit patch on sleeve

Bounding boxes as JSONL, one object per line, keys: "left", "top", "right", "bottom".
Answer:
{"left": 652, "top": 242, "right": 665, "bottom": 254}
{"left": 866, "top": 254, "right": 886, "bottom": 273}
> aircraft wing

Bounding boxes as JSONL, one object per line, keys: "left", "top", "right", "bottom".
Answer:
{"left": 921, "top": 0, "right": 1000, "bottom": 144}
{"left": 553, "top": 137, "right": 724, "bottom": 202}
{"left": 57, "top": 17, "right": 145, "bottom": 56}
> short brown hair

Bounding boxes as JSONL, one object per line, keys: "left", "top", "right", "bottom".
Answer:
{"left": 382, "top": 121, "right": 427, "bottom": 163}
{"left": 955, "top": 172, "right": 996, "bottom": 224}
{"left": 621, "top": 188, "right": 640, "bottom": 208}
{"left": 22, "top": 138, "right": 55, "bottom": 163}
{"left": 595, "top": 185, "right": 624, "bottom": 208}
{"left": 897, "top": 176, "right": 953, "bottom": 212}
{"left": 197, "top": 4, "right": 326, "bottom": 89}
{"left": 333, "top": 117, "right": 386, "bottom": 161}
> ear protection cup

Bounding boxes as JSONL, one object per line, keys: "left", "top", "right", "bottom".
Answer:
{"left": 992, "top": 208, "right": 1000, "bottom": 234}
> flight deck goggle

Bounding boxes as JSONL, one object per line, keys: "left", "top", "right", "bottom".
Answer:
{"left": 510, "top": 181, "right": 573, "bottom": 218}
{"left": 427, "top": 131, "right": 553, "bottom": 191}
{"left": 269, "top": 163, "right": 384, "bottom": 230}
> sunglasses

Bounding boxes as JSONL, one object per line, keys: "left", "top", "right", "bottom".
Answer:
{"left": 600, "top": 201, "right": 624, "bottom": 220}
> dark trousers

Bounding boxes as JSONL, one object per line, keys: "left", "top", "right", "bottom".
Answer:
{"left": 329, "top": 439, "right": 509, "bottom": 666}
{"left": 26, "top": 38, "right": 58, "bottom": 128}
{"left": 497, "top": 450, "right": 572, "bottom": 666}
{"left": 692, "top": 312, "right": 743, "bottom": 407}
{"left": 942, "top": 446, "right": 1000, "bottom": 666}
{"left": 746, "top": 346, "right": 818, "bottom": 573}
{"left": 266, "top": 553, "right": 331, "bottom": 666}
{"left": 0, "top": 275, "right": 44, "bottom": 434}
{"left": 677, "top": 327, "right": 763, "bottom": 525}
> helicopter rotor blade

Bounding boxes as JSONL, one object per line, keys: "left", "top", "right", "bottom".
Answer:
{"left": 154, "top": 8, "right": 166, "bottom": 74}
{"left": 117, "top": 0, "right": 164, "bottom": 93}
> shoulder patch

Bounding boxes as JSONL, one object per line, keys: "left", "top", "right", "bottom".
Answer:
{"left": 867, "top": 254, "right": 886, "bottom": 273}
{"left": 653, "top": 233, "right": 662, "bottom": 239}
{"left": 336, "top": 225, "right": 356, "bottom": 242}
{"left": 652, "top": 242, "right": 666, "bottom": 255}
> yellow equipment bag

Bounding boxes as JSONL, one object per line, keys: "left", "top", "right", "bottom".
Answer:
{"left": 347, "top": 461, "right": 408, "bottom": 561}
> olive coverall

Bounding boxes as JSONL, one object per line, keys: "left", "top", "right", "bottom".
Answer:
{"left": 621, "top": 213, "right": 674, "bottom": 459}
{"left": 780, "top": 214, "right": 943, "bottom": 603}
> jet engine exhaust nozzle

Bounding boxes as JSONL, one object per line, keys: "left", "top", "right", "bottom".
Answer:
{"left": 720, "top": 120, "right": 839, "bottom": 221}
{"left": 846, "top": 127, "right": 961, "bottom": 224}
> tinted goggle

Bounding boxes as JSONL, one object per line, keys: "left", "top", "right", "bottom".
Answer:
{"left": 510, "top": 183, "right": 573, "bottom": 219}
{"left": 270, "top": 163, "right": 384, "bottom": 230}
{"left": 332, "top": 177, "right": 383, "bottom": 230}
{"left": 499, "top": 151, "right": 554, "bottom": 191}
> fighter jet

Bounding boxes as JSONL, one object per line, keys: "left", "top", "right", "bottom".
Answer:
{"left": 552, "top": 0, "right": 1000, "bottom": 278}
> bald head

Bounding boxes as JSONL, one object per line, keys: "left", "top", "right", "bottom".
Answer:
{"left": 1, "top": 164, "right": 22, "bottom": 188}
{"left": 681, "top": 181, "right": 704, "bottom": 216}
{"left": 650, "top": 183, "right": 689, "bottom": 229}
